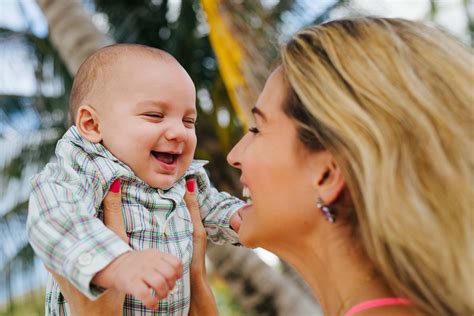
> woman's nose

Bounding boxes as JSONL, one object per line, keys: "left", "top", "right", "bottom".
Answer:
{"left": 227, "top": 136, "right": 245, "bottom": 169}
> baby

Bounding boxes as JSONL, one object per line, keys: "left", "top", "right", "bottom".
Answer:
{"left": 27, "top": 44, "right": 243, "bottom": 315}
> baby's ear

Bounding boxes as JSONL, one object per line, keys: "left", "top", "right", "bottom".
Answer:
{"left": 76, "top": 105, "right": 102, "bottom": 143}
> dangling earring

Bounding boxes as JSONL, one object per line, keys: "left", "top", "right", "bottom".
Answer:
{"left": 317, "top": 197, "right": 336, "bottom": 223}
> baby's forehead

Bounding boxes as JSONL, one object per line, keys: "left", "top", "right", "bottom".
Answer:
{"left": 95, "top": 46, "right": 176, "bottom": 78}
{"left": 70, "top": 44, "right": 179, "bottom": 122}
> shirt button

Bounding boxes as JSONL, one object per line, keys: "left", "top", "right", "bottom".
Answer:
{"left": 163, "top": 224, "right": 170, "bottom": 236}
{"left": 78, "top": 253, "right": 93, "bottom": 266}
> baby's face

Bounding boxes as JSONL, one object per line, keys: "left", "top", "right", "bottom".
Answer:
{"left": 95, "top": 56, "right": 197, "bottom": 189}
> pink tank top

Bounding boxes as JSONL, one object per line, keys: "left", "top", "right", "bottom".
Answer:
{"left": 344, "top": 298, "right": 411, "bottom": 316}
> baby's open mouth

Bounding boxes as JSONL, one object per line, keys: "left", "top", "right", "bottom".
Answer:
{"left": 151, "top": 151, "right": 179, "bottom": 164}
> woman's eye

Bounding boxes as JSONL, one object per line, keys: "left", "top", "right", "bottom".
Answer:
{"left": 248, "top": 126, "right": 259, "bottom": 134}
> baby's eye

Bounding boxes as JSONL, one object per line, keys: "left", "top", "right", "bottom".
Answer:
{"left": 143, "top": 113, "right": 164, "bottom": 121}
{"left": 145, "top": 112, "right": 164, "bottom": 118}
{"left": 183, "top": 118, "right": 196, "bottom": 128}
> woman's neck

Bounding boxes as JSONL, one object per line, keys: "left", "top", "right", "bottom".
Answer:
{"left": 270, "top": 224, "right": 395, "bottom": 316}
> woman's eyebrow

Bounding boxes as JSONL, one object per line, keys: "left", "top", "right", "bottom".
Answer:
{"left": 251, "top": 107, "right": 267, "bottom": 122}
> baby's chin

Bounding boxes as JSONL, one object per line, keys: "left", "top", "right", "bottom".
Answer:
{"left": 142, "top": 173, "right": 184, "bottom": 190}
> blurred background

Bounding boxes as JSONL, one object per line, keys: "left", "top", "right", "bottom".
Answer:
{"left": 0, "top": 0, "right": 471, "bottom": 315}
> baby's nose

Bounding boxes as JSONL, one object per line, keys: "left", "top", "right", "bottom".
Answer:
{"left": 165, "top": 123, "right": 187, "bottom": 142}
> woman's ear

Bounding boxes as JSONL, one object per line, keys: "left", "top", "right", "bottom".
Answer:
{"left": 312, "top": 152, "right": 345, "bottom": 205}
{"left": 76, "top": 105, "right": 102, "bottom": 143}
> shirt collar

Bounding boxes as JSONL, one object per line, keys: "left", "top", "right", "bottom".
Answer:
{"left": 64, "top": 126, "right": 121, "bottom": 163}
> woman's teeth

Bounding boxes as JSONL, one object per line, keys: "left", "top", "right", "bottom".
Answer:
{"left": 242, "top": 186, "right": 252, "bottom": 204}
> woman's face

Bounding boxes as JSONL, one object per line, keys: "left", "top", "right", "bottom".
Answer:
{"left": 227, "top": 68, "right": 324, "bottom": 249}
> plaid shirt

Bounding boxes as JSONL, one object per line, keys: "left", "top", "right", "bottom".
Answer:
{"left": 27, "top": 126, "right": 243, "bottom": 315}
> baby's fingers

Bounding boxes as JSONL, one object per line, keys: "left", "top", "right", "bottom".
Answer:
{"left": 133, "top": 282, "right": 158, "bottom": 310}
{"left": 144, "top": 273, "right": 171, "bottom": 300}
{"left": 154, "top": 264, "right": 179, "bottom": 289}
{"left": 161, "top": 254, "right": 183, "bottom": 277}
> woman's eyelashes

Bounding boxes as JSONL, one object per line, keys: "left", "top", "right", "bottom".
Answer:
{"left": 248, "top": 126, "right": 260, "bottom": 134}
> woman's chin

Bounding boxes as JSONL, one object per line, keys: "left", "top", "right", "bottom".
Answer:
{"left": 237, "top": 225, "right": 258, "bottom": 248}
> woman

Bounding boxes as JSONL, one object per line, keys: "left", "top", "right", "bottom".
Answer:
{"left": 227, "top": 17, "right": 471, "bottom": 315}
{"left": 53, "top": 17, "right": 473, "bottom": 315}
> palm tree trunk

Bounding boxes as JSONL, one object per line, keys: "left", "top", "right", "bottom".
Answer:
{"left": 280, "top": 260, "right": 319, "bottom": 303}
{"left": 35, "top": 1, "right": 316, "bottom": 314}
{"left": 36, "top": 0, "right": 113, "bottom": 75}
{"left": 200, "top": 0, "right": 284, "bottom": 129}
{"left": 208, "top": 244, "right": 322, "bottom": 315}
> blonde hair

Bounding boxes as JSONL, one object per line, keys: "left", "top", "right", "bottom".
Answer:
{"left": 281, "top": 17, "right": 474, "bottom": 315}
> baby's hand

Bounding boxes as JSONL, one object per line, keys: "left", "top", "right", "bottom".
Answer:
{"left": 92, "top": 249, "right": 182, "bottom": 309}
{"left": 230, "top": 208, "right": 243, "bottom": 232}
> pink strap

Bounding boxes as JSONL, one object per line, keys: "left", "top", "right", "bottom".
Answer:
{"left": 345, "top": 298, "right": 411, "bottom": 316}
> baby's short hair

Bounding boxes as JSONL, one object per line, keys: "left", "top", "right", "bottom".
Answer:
{"left": 69, "top": 44, "right": 176, "bottom": 124}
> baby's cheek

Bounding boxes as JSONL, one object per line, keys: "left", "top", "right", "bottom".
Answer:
{"left": 230, "top": 212, "right": 243, "bottom": 232}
